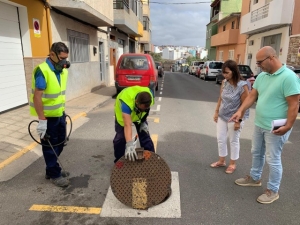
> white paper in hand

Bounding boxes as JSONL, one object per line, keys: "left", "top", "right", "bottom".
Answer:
{"left": 271, "top": 119, "right": 287, "bottom": 133}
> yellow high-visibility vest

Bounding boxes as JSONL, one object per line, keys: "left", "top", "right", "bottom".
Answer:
{"left": 29, "top": 61, "right": 68, "bottom": 117}
{"left": 115, "top": 86, "right": 154, "bottom": 126}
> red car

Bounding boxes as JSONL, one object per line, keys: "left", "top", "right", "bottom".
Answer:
{"left": 115, "top": 53, "right": 158, "bottom": 94}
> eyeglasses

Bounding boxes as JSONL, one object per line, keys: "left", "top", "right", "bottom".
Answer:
{"left": 256, "top": 56, "right": 270, "bottom": 65}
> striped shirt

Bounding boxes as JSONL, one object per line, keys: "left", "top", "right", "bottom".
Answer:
{"left": 219, "top": 80, "right": 249, "bottom": 122}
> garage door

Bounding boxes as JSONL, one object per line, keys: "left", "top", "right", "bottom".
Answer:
{"left": 0, "top": 2, "right": 27, "bottom": 112}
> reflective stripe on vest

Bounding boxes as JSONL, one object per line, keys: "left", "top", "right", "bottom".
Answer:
{"left": 114, "top": 86, "right": 154, "bottom": 126}
{"left": 29, "top": 61, "right": 68, "bottom": 117}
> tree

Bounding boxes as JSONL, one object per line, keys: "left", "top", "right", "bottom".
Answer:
{"left": 149, "top": 52, "right": 162, "bottom": 62}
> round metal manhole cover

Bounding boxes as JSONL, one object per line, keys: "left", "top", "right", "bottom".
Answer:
{"left": 110, "top": 150, "right": 171, "bottom": 209}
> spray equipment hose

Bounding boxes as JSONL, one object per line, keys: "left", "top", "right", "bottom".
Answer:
{"left": 28, "top": 114, "right": 73, "bottom": 147}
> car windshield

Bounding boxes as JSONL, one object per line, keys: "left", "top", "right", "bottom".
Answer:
{"left": 120, "top": 56, "right": 149, "bottom": 70}
{"left": 238, "top": 65, "right": 251, "bottom": 72}
{"left": 209, "top": 62, "right": 223, "bottom": 69}
{"left": 194, "top": 62, "right": 202, "bottom": 66}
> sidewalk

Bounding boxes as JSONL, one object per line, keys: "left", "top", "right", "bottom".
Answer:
{"left": 0, "top": 86, "right": 116, "bottom": 180}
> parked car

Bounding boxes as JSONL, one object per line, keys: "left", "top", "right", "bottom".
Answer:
{"left": 287, "top": 65, "right": 300, "bottom": 78}
{"left": 115, "top": 53, "right": 158, "bottom": 94}
{"left": 196, "top": 64, "right": 204, "bottom": 78}
{"left": 155, "top": 61, "right": 164, "bottom": 77}
{"left": 215, "top": 64, "right": 254, "bottom": 84}
{"left": 189, "top": 61, "right": 204, "bottom": 75}
{"left": 200, "top": 61, "right": 223, "bottom": 80}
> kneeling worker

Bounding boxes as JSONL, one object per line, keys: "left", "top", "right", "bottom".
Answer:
{"left": 113, "top": 86, "right": 155, "bottom": 162}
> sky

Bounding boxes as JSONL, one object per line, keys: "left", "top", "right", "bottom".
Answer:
{"left": 150, "top": 0, "right": 212, "bottom": 47}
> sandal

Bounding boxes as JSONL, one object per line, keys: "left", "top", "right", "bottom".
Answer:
{"left": 210, "top": 161, "right": 226, "bottom": 168}
{"left": 225, "top": 165, "right": 236, "bottom": 174}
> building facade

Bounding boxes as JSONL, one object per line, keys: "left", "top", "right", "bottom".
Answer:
{"left": 211, "top": 13, "right": 246, "bottom": 64}
{"left": 205, "top": 0, "right": 243, "bottom": 60}
{"left": 0, "top": 0, "right": 114, "bottom": 112}
{"left": 241, "top": 0, "right": 294, "bottom": 74}
{"left": 286, "top": 0, "right": 300, "bottom": 67}
{"left": 139, "top": 0, "right": 152, "bottom": 53}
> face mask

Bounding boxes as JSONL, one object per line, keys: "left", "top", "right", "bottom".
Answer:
{"left": 54, "top": 52, "right": 71, "bottom": 71}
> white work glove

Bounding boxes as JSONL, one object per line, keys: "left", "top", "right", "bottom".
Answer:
{"left": 37, "top": 119, "right": 47, "bottom": 139}
{"left": 139, "top": 122, "right": 149, "bottom": 134}
{"left": 125, "top": 141, "right": 137, "bottom": 161}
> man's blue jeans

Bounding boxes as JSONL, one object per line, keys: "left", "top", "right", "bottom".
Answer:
{"left": 41, "top": 114, "right": 66, "bottom": 178}
{"left": 250, "top": 125, "right": 291, "bottom": 193}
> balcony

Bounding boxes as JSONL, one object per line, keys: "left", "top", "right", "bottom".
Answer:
{"left": 241, "top": 0, "right": 294, "bottom": 34}
{"left": 140, "top": 30, "right": 150, "bottom": 44}
{"left": 48, "top": 0, "right": 113, "bottom": 27}
{"left": 114, "top": 0, "right": 141, "bottom": 37}
{"left": 211, "top": 29, "right": 240, "bottom": 47}
{"left": 211, "top": 13, "right": 220, "bottom": 22}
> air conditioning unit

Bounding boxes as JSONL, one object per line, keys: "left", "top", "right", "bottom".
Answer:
{"left": 249, "top": 40, "right": 254, "bottom": 46}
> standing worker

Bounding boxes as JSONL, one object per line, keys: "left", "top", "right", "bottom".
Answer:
{"left": 113, "top": 86, "right": 155, "bottom": 163}
{"left": 230, "top": 46, "right": 300, "bottom": 204}
{"left": 29, "top": 42, "right": 70, "bottom": 187}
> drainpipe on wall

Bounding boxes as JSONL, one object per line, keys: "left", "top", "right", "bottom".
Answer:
{"left": 41, "top": 0, "right": 53, "bottom": 51}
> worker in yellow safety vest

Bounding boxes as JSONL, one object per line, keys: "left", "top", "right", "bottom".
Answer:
{"left": 29, "top": 42, "right": 70, "bottom": 187}
{"left": 114, "top": 86, "right": 155, "bottom": 162}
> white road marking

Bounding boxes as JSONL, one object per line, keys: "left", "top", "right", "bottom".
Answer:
{"left": 100, "top": 172, "right": 181, "bottom": 218}
{"left": 151, "top": 105, "right": 161, "bottom": 112}
{"left": 158, "top": 97, "right": 162, "bottom": 101}
{"left": 160, "top": 88, "right": 163, "bottom": 91}
{"left": 160, "top": 92, "right": 162, "bottom": 95}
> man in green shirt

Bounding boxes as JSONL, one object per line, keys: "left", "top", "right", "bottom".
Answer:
{"left": 230, "top": 46, "right": 300, "bottom": 204}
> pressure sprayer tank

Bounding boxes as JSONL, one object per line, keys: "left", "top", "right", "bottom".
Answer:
{"left": 110, "top": 148, "right": 171, "bottom": 209}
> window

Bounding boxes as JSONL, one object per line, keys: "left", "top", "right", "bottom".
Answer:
{"left": 143, "top": 16, "right": 149, "bottom": 30}
{"left": 249, "top": 40, "right": 254, "bottom": 46}
{"left": 219, "top": 51, "right": 223, "bottom": 61}
{"left": 67, "top": 29, "right": 89, "bottom": 63}
{"left": 253, "top": 0, "right": 258, "bottom": 4}
{"left": 209, "top": 29, "right": 211, "bottom": 37}
{"left": 229, "top": 50, "right": 234, "bottom": 60}
{"left": 231, "top": 21, "right": 235, "bottom": 29}
{"left": 223, "top": 25, "right": 226, "bottom": 31}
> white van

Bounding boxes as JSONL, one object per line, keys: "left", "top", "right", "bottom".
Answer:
{"left": 189, "top": 61, "right": 204, "bottom": 75}
{"left": 200, "top": 61, "right": 223, "bottom": 80}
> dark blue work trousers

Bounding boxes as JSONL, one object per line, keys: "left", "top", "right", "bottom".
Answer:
{"left": 41, "top": 114, "right": 66, "bottom": 178}
{"left": 113, "top": 121, "right": 155, "bottom": 163}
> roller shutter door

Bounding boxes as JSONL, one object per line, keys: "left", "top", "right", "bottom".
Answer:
{"left": 0, "top": 2, "right": 27, "bottom": 112}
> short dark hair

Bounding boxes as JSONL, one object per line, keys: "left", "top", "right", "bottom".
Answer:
{"left": 136, "top": 92, "right": 152, "bottom": 107}
{"left": 221, "top": 60, "right": 241, "bottom": 86}
{"left": 50, "top": 42, "right": 69, "bottom": 54}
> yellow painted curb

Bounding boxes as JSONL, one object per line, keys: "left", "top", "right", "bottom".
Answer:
{"left": 151, "top": 134, "right": 158, "bottom": 152}
{"left": 29, "top": 204, "right": 101, "bottom": 214}
{"left": 0, "top": 112, "right": 87, "bottom": 171}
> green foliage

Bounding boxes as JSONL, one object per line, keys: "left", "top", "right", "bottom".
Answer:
{"left": 149, "top": 52, "right": 162, "bottom": 62}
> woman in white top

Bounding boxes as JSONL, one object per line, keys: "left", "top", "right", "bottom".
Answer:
{"left": 211, "top": 60, "right": 249, "bottom": 174}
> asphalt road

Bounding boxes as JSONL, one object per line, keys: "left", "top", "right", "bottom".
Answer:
{"left": 1, "top": 72, "right": 300, "bottom": 225}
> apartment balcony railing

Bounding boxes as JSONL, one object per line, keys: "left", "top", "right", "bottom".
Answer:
{"left": 251, "top": 3, "right": 269, "bottom": 22}
{"left": 113, "top": 0, "right": 129, "bottom": 13}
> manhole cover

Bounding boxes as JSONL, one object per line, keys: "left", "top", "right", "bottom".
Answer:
{"left": 111, "top": 149, "right": 171, "bottom": 209}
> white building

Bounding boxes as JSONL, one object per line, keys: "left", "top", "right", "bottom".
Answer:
{"left": 241, "top": 0, "right": 294, "bottom": 74}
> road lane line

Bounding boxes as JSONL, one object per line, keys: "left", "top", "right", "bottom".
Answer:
{"left": 160, "top": 88, "right": 163, "bottom": 91}
{"left": 29, "top": 204, "right": 101, "bottom": 214}
{"left": 151, "top": 105, "right": 160, "bottom": 112}
{"left": 151, "top": 134, "right": 158, "bottom": 152}
{"left": 160, "top": 92, "right": 162, "bottom": 95}
{"left": 0, "top": 112, "right": 87, "bottom": 171}
{"left": 147, "top": 117, "right": 160, "bottom": 123}
{"left": 158, "top": 97, "right": 162, "bottom": 101}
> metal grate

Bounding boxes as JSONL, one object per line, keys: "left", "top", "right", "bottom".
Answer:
{"left": 113, "top": 0, "right": 129, "bottom": 13}
{"left": 111, "top": 150, "right": 171, "bottom": 209}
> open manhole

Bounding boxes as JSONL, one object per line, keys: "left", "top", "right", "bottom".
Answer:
{"left": 110, "top": 149, "right": 171, "bottom": 209}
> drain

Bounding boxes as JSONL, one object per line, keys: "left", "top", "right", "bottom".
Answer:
{"left": 110, "top": 149, "right": 171, "bottom": 209}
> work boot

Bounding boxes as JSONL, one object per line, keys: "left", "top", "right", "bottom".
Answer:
{"left": 235, "top": 175, "right": 262, "bottom": 186}
{"left": 51, "top": 176, "right": 70, "bottom": 187}
{"left": 45, "top": 171, "right": 70, "bottom": 180}
{"left": 257, "top": 189, "right": 279, "bottom": 204}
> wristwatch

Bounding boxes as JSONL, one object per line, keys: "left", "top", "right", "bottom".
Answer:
{"left": 238, "top": 119, "right": 243, "bottom": 123}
